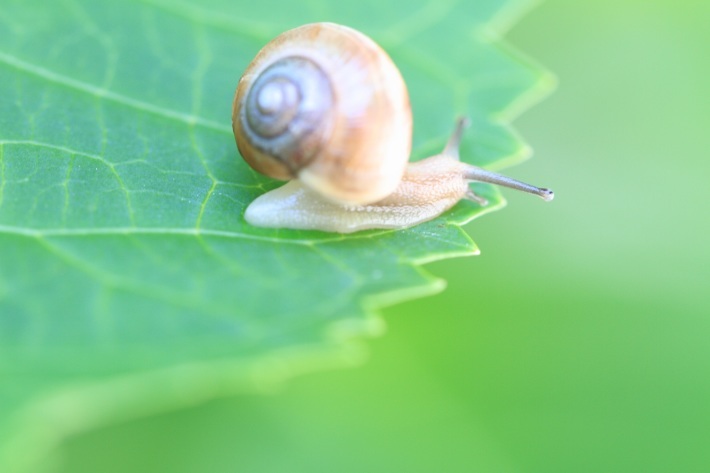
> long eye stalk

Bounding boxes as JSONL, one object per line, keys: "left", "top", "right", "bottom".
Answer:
{"left": 463, "top": 166, "right": 554, "bottom": 201}
{"left": 447, "top": 117, "right": 554, "bottom": 202}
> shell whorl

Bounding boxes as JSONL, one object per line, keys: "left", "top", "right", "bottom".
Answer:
{"left": 233, "top": 23, "right": 412, "bottom": 205}
{"left": 240, "top": 56, "right": 334, "bottom": 175}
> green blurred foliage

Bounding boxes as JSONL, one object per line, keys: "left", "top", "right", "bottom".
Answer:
{"left": 58, "top": 0, "right": 710, "bottom": 472}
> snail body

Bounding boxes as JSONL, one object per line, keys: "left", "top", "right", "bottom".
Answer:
{"left": 233, "top": 23, "right": 553, "bottom": 233}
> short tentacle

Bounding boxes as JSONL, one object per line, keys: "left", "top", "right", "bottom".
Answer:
{"left": 464, "top": 189, "right": 488, "bottom": 206}
{"left": 442, "top": 116, "right": 470, "bottom": 159}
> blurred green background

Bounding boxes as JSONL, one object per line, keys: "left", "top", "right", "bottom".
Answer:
{"left": 58, "top": 0, "right": 710, "bottom": 472}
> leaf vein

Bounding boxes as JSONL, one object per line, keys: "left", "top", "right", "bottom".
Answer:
{"left": 34, "top": 236, "right": 231, "bottom": 315}
{"left": 136, "top": 0, "right": 274, "bottom": 41}
{"left": 65, "top": 0, "right": 119, "bottom": 90}
{"left": 0, "top": 145, "right": 5, "bottom": 209}
{"left": 189, "top": 128, "right": 219, "bottom": 228}
{"left": 61, "top": 156, "right": 74, "bottom": 225}
{"left": 191, "top": 23, "right": 212, "bottom": 118}
{"left": 382, "top": 0, "right": 460, "bottom": 46}
{"left": 0, "top": 141, "right": 136, "bottom": 226}
{"left": 0, "top": 224, "right": 396, "bottom": 246}
{"left": 0, "top": 51, "right": 230, "bottom": 134}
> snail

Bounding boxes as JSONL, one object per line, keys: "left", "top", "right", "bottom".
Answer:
{"left": 232, "top": 22, "right": 553, "bottom": 233}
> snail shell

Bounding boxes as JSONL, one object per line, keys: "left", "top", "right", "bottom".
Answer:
{"left": 232, "top": 22, "right": 411, "bottom": 205}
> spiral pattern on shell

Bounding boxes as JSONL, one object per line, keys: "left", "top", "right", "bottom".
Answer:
{"left": 233, "top": 23, "right": 412, "bottom": 205}
{"left": 241, "top": 56, "right": 334, "bottom": 175}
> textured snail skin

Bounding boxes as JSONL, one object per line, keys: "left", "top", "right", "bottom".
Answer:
{"left": 233, "top": 22, "right": 411, "bottom": 205}
{"left": 244, "top": 153, "right": 471, "bottom": 233}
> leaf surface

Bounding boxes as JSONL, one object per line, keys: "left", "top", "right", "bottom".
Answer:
{"left": 0, "top": 0, "right": 552, "bottom": 469}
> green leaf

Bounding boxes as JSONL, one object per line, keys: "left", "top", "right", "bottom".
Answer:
{"left": 0, "top": 0, "right": 553, "bottom": 470}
